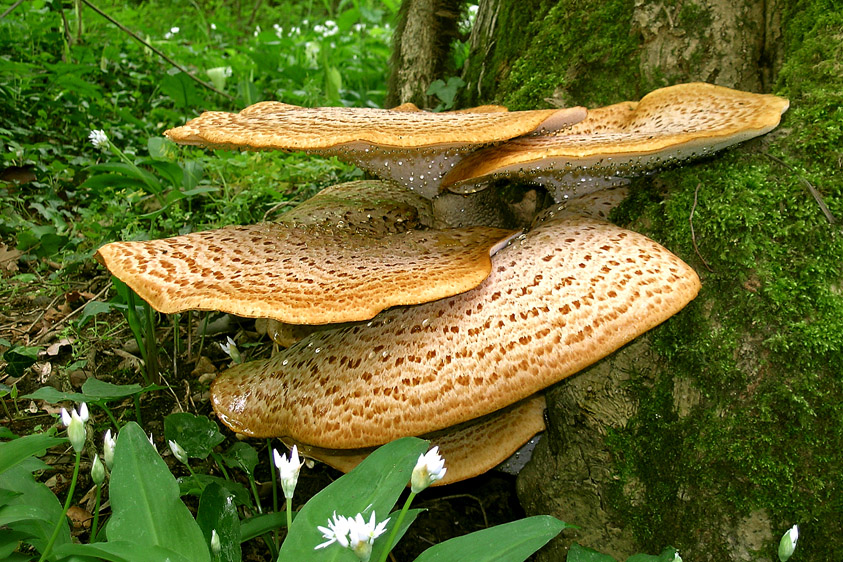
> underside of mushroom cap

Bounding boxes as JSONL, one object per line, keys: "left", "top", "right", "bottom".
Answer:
{"left": 442, "top": 83, "right": 789, "bottom": 200}
{"left": 165, "top": 103, "right": 587, "bottom": 199}
{"left": 211, "top": 214, "right": 701, "bottom": 448}
{"left": 287, "top": 394, "right": 547, "bottom": 486}
{"left": 95, "top": 223, "right": 518, "bottom": 325}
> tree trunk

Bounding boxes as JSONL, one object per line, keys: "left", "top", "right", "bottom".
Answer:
{"left": 445, "top": 1, "right": 842, "bottom": 561}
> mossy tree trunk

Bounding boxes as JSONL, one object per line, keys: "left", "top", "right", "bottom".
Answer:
{"left": 395, "top": 1, "right": 842, "bottom": 560}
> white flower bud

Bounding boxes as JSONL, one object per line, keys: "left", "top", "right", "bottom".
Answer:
{"left": 168, "top": 440, "right": 189, "bottom": 465}
{"left": 91, "top": 453, "right": 105, "bottom": 485}
{"left": 411, "top": 446, "right": 447, "bottom": 493}
{"left": 778, "top": 524, "right": 799, "bottom": 562}
{"left": 103, "top": 429, "right": 116, "bottom": 470}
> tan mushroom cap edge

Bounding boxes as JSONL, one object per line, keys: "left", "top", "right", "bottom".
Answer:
{"left": 211, "top": 214, "right": 702, "bottom": 449}
{"left": 164, "top": 102, "right": 586, "bottom": 151}
{"left": 95, "top": 222, "right": 518, "bottom": 325}
{"left": 441, "top": 82, "right": 790, "bottom": 190}
{"left": 287, "top": 394, "right": 547, "bottom": 487}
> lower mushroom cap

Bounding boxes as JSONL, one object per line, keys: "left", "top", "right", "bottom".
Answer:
{"left": 288, "top": 394, "right": 547, "bottom": 486}
{"left": 211, "top": 214, "right": 701, "bottom": 448}
{"left": 95, "top": 222, "right": 517, "bottom": 325}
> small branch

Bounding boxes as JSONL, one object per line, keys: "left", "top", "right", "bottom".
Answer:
{"left": 689, "top": 183, "right": 714, "bottom": 272}
{"left": 0, "top": 0, "right": 25, "bottom": 20}
{"left": 79, "top": 0, "right": 234, "bottom": 101}
{"left": 764, "top": 153, "right": 836, "bottom": 225}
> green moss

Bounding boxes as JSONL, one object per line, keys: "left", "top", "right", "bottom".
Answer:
{"left": 604, "top": 3, "right": 843, "bottom": 557}
{"left": 496, "top": 0, "right": 646, "bottom": 109}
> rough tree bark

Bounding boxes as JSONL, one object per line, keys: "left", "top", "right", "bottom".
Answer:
{"left": 392, "top": 1, "right": 843, "bottom": 560}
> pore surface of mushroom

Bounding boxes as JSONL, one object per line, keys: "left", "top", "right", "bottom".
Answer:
{"left": 288, "top": 394, "right": 547, "bottom": 486}
{"left": 442, "top": 83, "right": 789, "bottom": 201}
{"left": 211, "top": 214, "right": 701, "bottom": 448}
{"left": 96, "top": 222, "right": 518, "bottom": 325}
{"left": 165, "top": 103, "right": 587, "bottom": 199}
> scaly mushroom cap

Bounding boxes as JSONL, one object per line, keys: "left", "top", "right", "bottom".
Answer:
{"left": 443, "top": 83, "right": 789, "bottom": 201}
{"left": 279, "top": 179, "right": 434, "bottom": 234}
{"left": 165, "top": 103, "right": 586, "bottom": 199}
{"left": 95, "top": 223, "right": 517, "bottom": 325}
{"left": 289, "top": 394, "right": 547, "bottom": 486}
{"left": 211, "top": 214, "right": 701, "bottom": 448}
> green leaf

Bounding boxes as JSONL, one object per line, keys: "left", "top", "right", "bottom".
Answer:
{"left": 277, "top": 437, "right": 429, "bottom": 560}
{"left": 22, "top": 387, "right": 87, "bottom": 403}
{"left": 0, "top": 529, "right": 33, "bottom": 559}
{"left": 77, "top": 300, "right": 113, "bottom": 327}
{"left": 178, "top": 474, "right": 251, "bottom": 507}
{"left": 0, "top": 463, "right": 69, "bottom": 554}
{"left": 0, "top": 433, "right": 65, "bottom": 475}
{"left": 164, "top": 413, "right": 225, "bottom": 459}
{"left": 239, "top": 512, "right": 286, "bottom": 543}
{"left": 2, "top": 346, "right": 40, "bottom": 377}
{"left": 80, "top": 378, "right": 146, "bottom": 400}
{"left": 567, "top": 543, "right": 618, "bottom": 562}
{"left": 54, "top": 541, "right": 197, "bottom": 562}
{"left": 107, "top": 422, "right": 210, "bottom": 562}
{"left": 220, "top": 442, "right": 259, "bottom": 477}
{"left": 0, "top": 488, "right": 22, "bottom": 507}
{"left": 181, "top": 160, "right": 204, "bottom": 190}
{"left": 160, "top": 72, "right": 201, "bottom": 109}
{"left": 0, "top": 427, "right": 14, "bottom": 440}
{"left": 196, "top": 483, "right": 241, "bottom": 562}
{"left": 414, "top": 515, "right": 569, "bottom": 562}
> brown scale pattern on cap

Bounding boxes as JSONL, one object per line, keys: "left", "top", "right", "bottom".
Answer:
{"left": 211, "top": 215, "right": 701, "bottom": 448}
{"left": 442, "top": 83, "right": 789, "bottom": 196}
{"left": 287, "top": 394, "right": 546, "bottom": 486}
{"left": 95, "top": 223, "right": 517, "bottom": 325}
{"left": 278, "top": 180, "right": 434, "bottom": 234}
{"left": 164, "top": 103, "right": 584, "bottom": 150}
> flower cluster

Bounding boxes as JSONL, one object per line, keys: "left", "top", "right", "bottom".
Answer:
{"left": 316, "top": 511, "right": 389, "bottom": 562}
{"left": 411, "top": 445, "right": 447, "bottom": 493}
{"left": 88, "top": 129, "right": 109, "bottom": 151}
{"left": 164, "top": 26, "right": 180, "bottom": 39}
{"left": 273, "top": 445, "right": 305, "bottom": 499}
{"left": 61, "top": 403, "right": 89, "bottom": 453}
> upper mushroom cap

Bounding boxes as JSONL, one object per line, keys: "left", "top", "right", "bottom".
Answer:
{"left": 95, "top": 222, "right": 517, "bottom": 325}
{"left": 164, "top": 102, "right": 586, "bottom": 150}
{"left": 211, "top": 213, "right": 701, "bottom": 448}
{"left": 442, "top": 83, "right": 790, "bottom": 196}
{"left": 288, "top": 394, "right": 547, "bottom": 486}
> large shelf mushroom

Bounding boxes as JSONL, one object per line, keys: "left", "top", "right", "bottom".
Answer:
{"left": 441, "top": 83, "right": 790, "bottom": 201}
{"left": 165, "top": 103, "right": 587, "bottom": 199}
{"left": 97, "top": 82, "right": 788, "bottom": 483}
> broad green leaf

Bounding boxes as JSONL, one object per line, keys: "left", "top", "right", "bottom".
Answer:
{"left": 414, "top": 515, "right": 570, "bottom": 562}
{"left": 0, "top": 463, "right": 69, "bottom": 554}
{"left": 0, "top": 488, "right": 21, "bottom": 507}
{"left": 181, "top": 160, "right": 204, "bottom": 190}
{"left": 626, "top": 547, "right": 680, "bottom": 562}
{"left": 0, "top": 427, "right": 15, "bottom": 439}
{"left": 160, "top": 72, "right": 201, "bottom": 109}
{"left": 277, "top": 437, "right": 428, "bottom": 561}
{"left": 0, "top": 433, "right": 65, "bottom": 475}
{"left": 178, "top": 474, "right": 251, "bottom": 506}
{"left": 567, "top": 543, "right": 618, "bottom": 562}
{"left": 164, "top": 413, "right": 225, "bottom": 459}
{"left": 143, "top": 160, "right": 183, "bottom": 188}
{"left": 107, "top": 422, "right": 210, "bottom": 562}
{"left": 0, "top": 529, "right": 33, "bottom": 559}
{"left": 196, "top": 483, "right": 241, "bottom": 562}
{"left": 220, "top": 442, "right": 259, "bottom": 477}
{"left": 2, "top": 346, "right": 40, "bottom": 377}
{"left": 80, "top": 378, "right": 146, "bottom": 400}
{"left": 54, "top": 541, "right": 196, "bottom": 562}
{"left": 0, "top": 504, "right": 58, "bottom": 526}
{"left": 77, "top": 300, "right": 113, "bottom": 327}
{"left": 239, "top": 512, "right": 286, "bottom": 543}
{"left": 22, "top": 387, "right": 87, "bottom": 403}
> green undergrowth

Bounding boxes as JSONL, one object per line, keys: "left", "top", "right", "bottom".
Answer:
{"left": 604, "top": 3, "right": 843, "bottom": 558}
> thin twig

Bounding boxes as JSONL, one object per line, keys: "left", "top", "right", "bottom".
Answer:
{"left": 0, "top": 0, "right": 25, "bottom": 20}
{"left": 764, "top": 153, "right": 836, "bottom": 224}
{"left": 689, "top": 183, "right": 714, "bottom": 272}
{"left": 79, "top": 0, "right": 234, "bottom": 100}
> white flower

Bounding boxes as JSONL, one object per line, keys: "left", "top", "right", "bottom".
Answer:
{"left": 168, "top": 439, "right": 189, "bottom": 465}
{"left": 778, "top": 525, "right": 799, "bottom": 562}
{"left": 163, "top": 27, "right": 179, "bottom": 40}
{"left": 411, "top": 445, "right": 447, "bottom": 493}
{"left": 210, "top": 23, "right": 217, "bottom": 30}
{"left": 673, "top": 551, "right": 683, "bottom": 562}
{"left": 316, "top": 511, "right": 389, "bottom": 562}
{"left": 210, "top": 529, "right": 221, "bottom": 555}
{"left": 253, "top": 25, "right": 261, "bottom": 37}
{"left": 91, "top": 453, "right": 105, "bottom": 485}
{"left": 219, "top": 336, "right": 242, "bottom": 363}
{"left": 103, "top": 429, "right": 116, "bottom": 469}
{"left": 148, "top": 432, "right": 157, "bottom": 452}
{"left": 88, "top": 129, "right": 109, "bottom": 151}
{"left": 273, "top": 445, "right": 304, "bottom": 499}
{"left": 61, "top": 403, "right": 88, "bottom": 453}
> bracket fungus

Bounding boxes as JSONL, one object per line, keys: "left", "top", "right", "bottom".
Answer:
{"left": 288, "top": 394, "right": 547, "bottom": 487}
{"left": 211, "top": 213, "right": 701, "bottom": 449}
{"left": 164, "top": 102, "right": 587, "bottom": 199}
{"left": 442, "top": 83, "right": 789, "bottom": 201}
